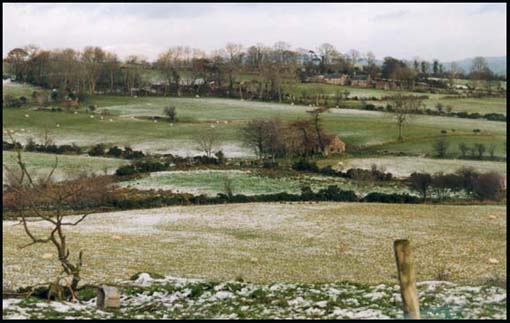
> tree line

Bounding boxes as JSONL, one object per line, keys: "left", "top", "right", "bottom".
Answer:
{"left": 4, "top": 43, "right": 503, "bottom": 100}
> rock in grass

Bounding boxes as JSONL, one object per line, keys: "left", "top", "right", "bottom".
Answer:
{"left": 130, "top": 272, "right": 165, "bottom": 281}
{"left": 488, "top": 258, "right": 499, "bottom": 264}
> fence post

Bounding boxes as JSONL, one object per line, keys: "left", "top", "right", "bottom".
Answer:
{"left": 394, "top": 239, "right": 420, "bottom": 319}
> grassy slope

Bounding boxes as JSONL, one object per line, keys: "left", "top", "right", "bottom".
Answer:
{"left": 288, "top": 83, "right": 507, "bottom": 115}
{"left": 2, "top": 82, "right": 45, "bottom": 98}
{"left": 119, "top": 169, "right": 410, "bottom": 196}
{"left": 319, "top": 156, "right": 507, "bottom": 177}
{"left": 3, "top": 95, "right": 506, "bottom": 157}
{"left": 3, "top": 203, "right": 505, "bottom": 289}
{"left": 2, "top": 151, "right": 128, "bottom": 182}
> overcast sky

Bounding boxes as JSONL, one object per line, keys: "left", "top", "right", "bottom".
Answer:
{"left": 3, "top": 3, "right": 507, "bottom": 62}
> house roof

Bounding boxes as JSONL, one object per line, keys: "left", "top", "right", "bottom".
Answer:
{"left": 324, "top": 73, "right": 348, "bottom": 79}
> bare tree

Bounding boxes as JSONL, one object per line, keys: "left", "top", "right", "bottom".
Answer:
{"left": 156, "top": 48, "right": 184, "bottom": 96}
{"left": 389, "top": 95, "right": 424, "bottom": 142}
{"left": 163, "top": 106, "right": 177, "bottom": 122}
{"left": 3, "top": 134, "right": 112, "bottom": 301}
{"left": 349, "top": 49, "right": 361, "bottom": 65}
{"left": 408, "top": 172, "right": 432, "bottom": 202}
{"left": 433, "top": 136, "right": 449, "bottom": 158}
{"left": 225, "top": 43, "right": 244, "bottom": 92}
{"left": 194, "top": 127, "right": 219, "bottom": 157}
{"left": 307, "top": 107, "right": 328, "bottom": 154}
{"left": 474, "top": 143, "right": 486, "bottom": 159}
{"left": 318, "top": 43, "right": 338, "bottom": 65}
{"left": 488, "top": 143, "right": 497, "bottom": 159}
{"left": 240, "top": 119, "right": 267, "bottom": 160}
{"left": 223, "top": 176, "right": 234, "bottom": 198}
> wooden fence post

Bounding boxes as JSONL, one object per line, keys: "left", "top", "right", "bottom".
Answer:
{"left": 394, "top": 239, "right": 420, "bottom": 319}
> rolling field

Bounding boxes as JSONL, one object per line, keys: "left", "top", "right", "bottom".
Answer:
{"left": 288, "top": 83, "right": 507, "bottom": 115}
{"left": 2, "top": 81, "right": 45, "bottom": 98}
{"left": 423, "top": 97, "right": 507, "bottom": 115}
{"left": 119, "top": 169, "right": 411, "bottom": 196}
{"left": 3, "top": 203, "right": 505, "bottom": 289}
{"left": 319, "top": 156, "right": 507, "bottom": 178}
{"left": 285, "top": 83, "right": 443, "bottom": 100}
{"left": 3, "top": 94, "right": 506, "bottom": 157}
{"left": 2, "top": 151, "right": 128, "bottom": 183}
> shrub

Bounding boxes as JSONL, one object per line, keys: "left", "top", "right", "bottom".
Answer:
{"left": 133, "top": 160, "right": 168, "bottom": 173}
{"left": 292, "top": 159, "right": 319, "bottom": 172}
{"left": 300, "top": 186, "right": 315, "bottom": 200}
{"left": 2, "top": 141, "right": 23, "bottom": 150}
{"left": 4, "top": 95, "right": 24, "bottom": 108}
{"left": 454, "top": 167, "right": 479, "bottom": 194}
{"left": 262, "top": 159, "right": 278, "bottom": 168}
{"left": 88, "top": 144, "right": 106, "bottom": 156}
{"left": 215, "top": 150, "right": 226, "bottom": 164}
{"left": 362, "top": 192, "right": 420, "bottom": 203}
{"left": 431, "top": 172, "right": 463, "bottom": 201}
{"left": 163, "top": 106, "right": 177, "bottom": 122}
{"left": 51, "top": 89, "right": 59, "bottom": 102}
{"left": 57, "top": 144, "right": 81, "bottom": 154}
{"left": 123, "top": 146, "right": 145, "bottom": 159}
{"left": 408, "top": 172, "right": 432, "bottom": 201}
{"left": 107, "top": 146, "right": 123, "bottom": 158}
{"left": 115, "top": 165, "right": 137, "bottom": 176}
{"left": 472, "top": 172, "right": 504, "bottom": 201}
{"left": 345, "top": 168, "right": 392, "bottom": 181}
{"left": 433, "top": 136, "right": 449, "bottom": 158}
{"left": 474, "top": 143, "right": 486, "bottom": 158}
{"left": 458, "top": 143, "right": 469, "bottom": 157}
{"left": 484, "top": 113, "right": 506, "bottom": 122}
{"left": 25, "top": 138, "right": 37, "bottom": 152}
{"left": 318, "top": 165, "right": 340, "bottom": 177}
{"left": 316, "top": 185, "right": 358, "bottom": 201}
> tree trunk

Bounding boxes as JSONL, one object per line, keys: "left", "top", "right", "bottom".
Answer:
{"left": 110, "top": 72, "right": 114, "bottom": 93}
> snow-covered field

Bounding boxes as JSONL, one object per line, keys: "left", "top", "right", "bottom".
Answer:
{"left": 3, "top": 203, "right": 506, "bottom": 290}
{"left": 2, "top": 151, "right": 128, "bottom": 183}
{"left": 2, "top": 273, "right": 506, "bottom": 319}
{"left": 341, "top": 156, "right": 507, "bottom": 178}
{"left": 119, "top": 169, "right": 411, "bottom": 196}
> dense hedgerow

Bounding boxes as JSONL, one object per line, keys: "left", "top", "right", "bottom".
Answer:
{"left": 294, "top": 161, "right": 393, "bottom": 182}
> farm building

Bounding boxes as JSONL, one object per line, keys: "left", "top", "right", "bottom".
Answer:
{"left": 414, "top": 82, "right": 431, "bottom": 91}
{"left": 375, "top": 80, "right": 390, "bottom": 90}
{"left": 322, "top": 135, "right": 346, "bottom": 156}
{"left": 375, "top": 79, "right": 401, "bottom": 90}
{"left": 323, "top": 73, "right": 350, "bottom": 86}
{"left": 350, "top": 74, "right": 372, "bottom": 88}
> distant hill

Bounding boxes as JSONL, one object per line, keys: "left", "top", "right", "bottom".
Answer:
{"left": 357, "top": 56, "right": 506, "bottom": 76}
{"left": 444, "top": 57, "right": 506, "bottom": 76}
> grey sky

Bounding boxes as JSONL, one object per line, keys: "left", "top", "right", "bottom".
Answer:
{"left": 2, "top": 3, "right": 506, "bottom": 62}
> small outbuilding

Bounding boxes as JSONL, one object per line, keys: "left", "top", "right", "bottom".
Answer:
{"left": 323, "top": 135, "right": 346, "bottom": 156}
